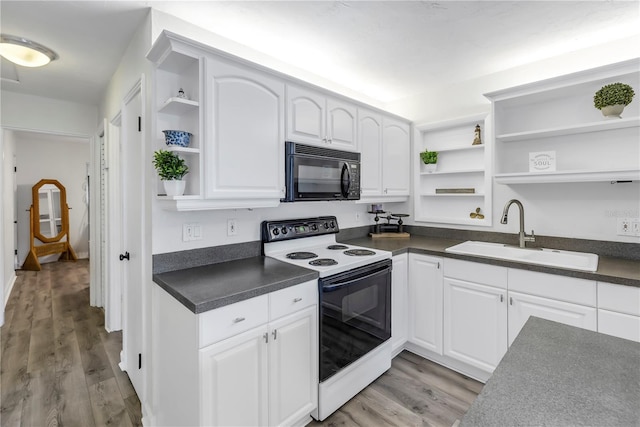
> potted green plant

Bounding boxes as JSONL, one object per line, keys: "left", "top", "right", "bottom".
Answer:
{"left": 420, "top": 149, "right": 438, "bottom": 172}
{"left": 594, "top": 82, "right": 635, "bottom": 118}
{"left": 153, "top": 149, "right": 189, "bottom": 196}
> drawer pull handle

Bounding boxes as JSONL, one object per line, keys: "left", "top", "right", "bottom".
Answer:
{"left": 233, "top": 317, "right": 246, "bottom": 323}
{"left": 293, "top": 297, "right": 303, "bottom": 303}
{"left": 272, "top": 329, "right": 277, "bottom": 340}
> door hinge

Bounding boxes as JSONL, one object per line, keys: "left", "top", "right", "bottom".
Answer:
{"left": 138, "top": 353, "right": 142, "bottom": 369}
{"left": 14, "top": 166, "right": 17, "bottom": 173}
{"left": 138, "top": 116, "right": 142, "bottom": 132}
{"left": 14, "top": 249, "right": 18, "bottom": 255}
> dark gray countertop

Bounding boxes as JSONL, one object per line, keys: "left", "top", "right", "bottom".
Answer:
{"left": 342, "top": 235, "right": 640, "bottom": 287}
{"left": 152, "top": 256, "right": 318, "bottom": 314}
{"left": 460, "top": 317, "right": 640, "bottom": 426}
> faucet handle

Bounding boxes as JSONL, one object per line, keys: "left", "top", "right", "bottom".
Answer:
{"left": 526, "top": 229, "right": 536, "bottom": 242}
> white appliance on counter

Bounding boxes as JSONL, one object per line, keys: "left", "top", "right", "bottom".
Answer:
{"left": 262, "top": 216, "right": 392, "bottom": 421}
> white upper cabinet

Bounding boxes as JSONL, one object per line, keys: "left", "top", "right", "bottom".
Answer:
{"left": 286, "top": 85, "right": 357, "bottom": 151}
{"left": 486, "top": 58, "right": 640, "bottom": 184}
{"left": 359, "top": 109, "right": 411, "bottom": 201}
{"left": 204, "top": 57, "right": 285, "bottom": 206}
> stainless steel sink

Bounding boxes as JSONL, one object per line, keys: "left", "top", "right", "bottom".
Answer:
{"left": 445, "top": 241, "right": 599, "bottom": 272}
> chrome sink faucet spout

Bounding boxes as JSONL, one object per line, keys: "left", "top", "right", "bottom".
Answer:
{"left": 500, "top": 199, "right": 535, "bottom": 248}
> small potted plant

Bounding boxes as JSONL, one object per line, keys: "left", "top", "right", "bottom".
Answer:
{"left": 153, "top": 149, "right": 189, "bottom": 196}
{"left": 594, "top": 82, "right": 635, "bottom": 118}
{"left": 420, "top": 149, "right": 438, "bottom": 172}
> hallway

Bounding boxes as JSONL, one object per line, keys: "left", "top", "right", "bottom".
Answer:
{"left": 0, "top": 260, "right": 142, "bottom": 426}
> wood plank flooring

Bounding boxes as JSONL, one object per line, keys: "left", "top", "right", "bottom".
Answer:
{"left": 2, "top": 259, "right": 481, "bottom": 427}
{"left": 1, "top": 260, "right": 142, "bottom": 426}
{"left": 308, "top": 351, "right": 482, "bottom": 427}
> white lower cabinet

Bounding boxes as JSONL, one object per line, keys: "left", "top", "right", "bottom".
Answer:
{"left": 443, "top": 277, "right": 507, "bottom": 373}
{"left": 597, "top": 281, "right": 640, "bottom": 343}
{"left": 153, "top": 280, "right": 317, "bottom": 427}
{"left": 408, "top": 253, "right": 443, "bottom": 354}
{"left": 391, "top": 253, "right": 409, "bottom": 355}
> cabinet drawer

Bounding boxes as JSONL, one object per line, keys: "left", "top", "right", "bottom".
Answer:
{"left": 598, "top": 282, "right": 640, "bottom": 316}
{"left": 508, "top": 269, "right": 596, "bottom": 307}
{"left": 270, "top": 280, "right": 318, "bottom": 320}
{"left": 598, "top": 309, "right": 640, "bottom": 343}
{"left": 199, "top": 294, "right": 269, "bottom": 347}
{"left": 443, "top": 258, "right": 507, "bottom": 289}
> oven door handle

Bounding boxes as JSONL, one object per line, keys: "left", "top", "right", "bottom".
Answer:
{"left": 321, "top": 266, "right": 389, "bottom": 292}
{"left": 340, "top": 163, "right": 351, "bottom": 197}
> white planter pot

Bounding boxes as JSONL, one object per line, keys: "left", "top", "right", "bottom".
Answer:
{"left": 601, "top": 104, "right": 625, "bottom": 119}
{"left": 163, "top": 180, "right": 186, "bottom": 197}
{"left": 423, "top": 163, "right": 437, "bottom": 173}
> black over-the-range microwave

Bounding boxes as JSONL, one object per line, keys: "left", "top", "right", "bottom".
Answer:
{"left": 283, "top": 141, "right": 361, "bottom": 202}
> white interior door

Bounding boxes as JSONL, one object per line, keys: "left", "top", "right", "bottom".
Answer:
{"left": 121, "top": 82, "right": 144, "bottom": 396}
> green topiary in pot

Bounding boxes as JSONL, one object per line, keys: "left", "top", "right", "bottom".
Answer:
{"left": 420, "top": 149, "right": 438, "bottom": 165}
{"left": 153, "top": 150, "right": 189, "bottom": 180}
{"left": 594, "top": 83, "right": 635, "bottom": 118}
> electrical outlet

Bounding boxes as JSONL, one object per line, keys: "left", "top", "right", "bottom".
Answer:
{"left": 355, "top": 212, "right": 361, "bottom": 222}
{"left": 617, "top": 218, "right": 640, "bottom": 237}
{"left": 227, "top": 219, "right": 238, "bottom": 236}
{"left": 183, "top": 223, "right": 202, "bottom": 241}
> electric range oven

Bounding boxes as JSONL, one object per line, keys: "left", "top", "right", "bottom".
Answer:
{"left": 262, "top": 216, "right": 392, "bottom": 421}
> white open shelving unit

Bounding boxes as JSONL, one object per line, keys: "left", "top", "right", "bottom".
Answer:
{"left": 486, "top": 58, "right": 640, "bottom": 185}
{"left": 414, "top": 113, "right": 492, "bottom": 226}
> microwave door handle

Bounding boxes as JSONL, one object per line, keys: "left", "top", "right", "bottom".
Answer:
{"left": 340, "top": 163, "right": 351, "bottom": 197}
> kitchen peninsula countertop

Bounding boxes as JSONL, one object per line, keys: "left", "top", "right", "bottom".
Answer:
{"left": 153, "top": 256, "right": 318, "bottom": 314}
{"left": 459, "top": 317, "right": 640, "bottom": 426}
{"left": 342, "top": 235, "right": 640, "bottom": 287}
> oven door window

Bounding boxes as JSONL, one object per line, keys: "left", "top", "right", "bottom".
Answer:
{"left": 319, "top": 262, "right": 391, "bottom": 382}
{"left": 294, "top": 157, "right": 345, "bottom": 198}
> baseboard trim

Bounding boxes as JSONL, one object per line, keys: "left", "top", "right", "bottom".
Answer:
{"left": 4, "top": 272, "right": 17, "bottom": 307}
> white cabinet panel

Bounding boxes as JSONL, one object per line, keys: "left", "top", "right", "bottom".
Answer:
{"left": 359, "top": 109, "right": 383, "bottom": 197}
{"left": 509, "top": 269, "right": 596, "bottom": 307}
{"left": 205, "top": 57, "right": 285, "bottom": 200}
{"left": 408, "top": 253, "right": 443, "bottom": 354}
{"left": 269, "top": 306, "right": 318, "bottom": 427}
{"left": 508, "top": 290, "right": 597, "bottom": 345}
{"left": 444, "top": 258, "right": 507, "bottom": 289}
{"left": 391, "top": 253, "right": 409, "bottom": 354}
{"left": 382, "top": 117, "right": 411, "bottom": 196}
{"left": 200, "top": 326, "right": 269, "bottom": 427}
{"left": 598, "top": 309, "right": 640, "bottom": 343}
{"left": 443, "top": 277, "right": 507, "bottom": 373}
{"left": 598, "top": 281, "right": 640, "bottom": 316}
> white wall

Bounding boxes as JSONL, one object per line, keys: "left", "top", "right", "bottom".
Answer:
{"left": 15, "top": 132, "right": 90, "bottom": 265}
{"left": 1, "top": 91, "right": 97, "bottom": 136}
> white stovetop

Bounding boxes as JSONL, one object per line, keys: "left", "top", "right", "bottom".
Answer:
{"left": 263, "top": 234, "right": 391, "bottom": 277}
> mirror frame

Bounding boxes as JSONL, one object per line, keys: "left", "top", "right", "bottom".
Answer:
{"left": 32, "top": 178, "right": 68, "bottom": 243}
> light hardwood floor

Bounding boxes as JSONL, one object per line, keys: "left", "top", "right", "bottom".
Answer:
{"left": 1, "top": 260, "right": 142, "bottom": 426}
{"left": 1, "top": 260, "right": 481, "bottom": 427}
{"left": 308, "top": 351, "right": 482, "bottom": 427}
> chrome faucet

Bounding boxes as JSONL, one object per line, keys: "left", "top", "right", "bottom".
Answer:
{"left": 500, "top": 199, "right": 535, "bottom": 248}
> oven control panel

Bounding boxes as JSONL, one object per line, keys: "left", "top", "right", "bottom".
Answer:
{"left": 261, "top": 216, "right": 339, "bottom": 242}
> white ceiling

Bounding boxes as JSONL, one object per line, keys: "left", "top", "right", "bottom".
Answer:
{"left": 2, "top": 1, "right": 639, "bottom": 106}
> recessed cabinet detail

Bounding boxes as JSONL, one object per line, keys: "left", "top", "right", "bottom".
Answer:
{"left": 414, "top": 114, "right": 492, "bottom": 225}
{"left": 486, "top": 58, "right": 640, "bottom": 184}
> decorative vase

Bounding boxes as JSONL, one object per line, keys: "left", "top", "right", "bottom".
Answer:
{"left": 163, "top": 180, "right": 186, "bottom": 197}
{"left": 424, "top": 163, "right": 437, "bottom": 173}
{"left": 601, "top": 104, "right": 625, "bottom": 119}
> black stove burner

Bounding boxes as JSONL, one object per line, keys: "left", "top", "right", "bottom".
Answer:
{"left": 286, "top": 251, "right": 318, "bottom": 260}
{"left": 327, "top": 244, "right": 348, "bottom": 250}
{"left": 343, "top": 249, "right": 376, "bottom": 256}
{"left": 309, "top": 258, "right": 338, "bottom": 266}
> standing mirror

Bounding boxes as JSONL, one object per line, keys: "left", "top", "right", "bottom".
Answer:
{"left": 22, "top": 179, "right": 77, "bottom": 271}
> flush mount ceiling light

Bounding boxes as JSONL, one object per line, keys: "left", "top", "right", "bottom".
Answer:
{"left": 0, "top": 34, "right": 58, "bottom": 67}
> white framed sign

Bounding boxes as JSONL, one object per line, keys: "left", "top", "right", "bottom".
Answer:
{"left": 529, "top": 151, "right": 556, "bottom": 173}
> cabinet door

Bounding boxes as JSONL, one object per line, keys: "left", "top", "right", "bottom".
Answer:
{"left": 268, "top": 306, "right": 318, "bottom": 427}
{"left": 205, "top": 58, "right": 285, "bottom": 200}
{"left": 326, "top": 97, "right": 357, "bottom": 151}
{"left": 200, "top": 326, "right": 269, "bottom": 427}
{"left": 359, "top": 109, "right": 383, "bottom": 197}
{"left": 382, "top": 117, "right": 411, "bottom": 196}
{"left": 443, "top": 278, "right": 507, "bottom": 373}
{"left": 391, "top": 253, "right": 409, "bottom": 354}
{"left": 286, "top": 85, "right": 326, "bottom": 146}
{"left": 598, "top": 309, "right": 640, "bottom": 343}
{"left": 408, "top": 254, "right": 443, "bottom": 355}
{"left": 508, "top": 291, "right": 597, "bottom": 345}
